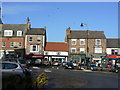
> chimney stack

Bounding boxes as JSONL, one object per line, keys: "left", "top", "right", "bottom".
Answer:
{"left": 44, "top": 26, "right": 46, "bottom": 30}
{"left": 26, "top": 17, "right": 31, "bottom": 30}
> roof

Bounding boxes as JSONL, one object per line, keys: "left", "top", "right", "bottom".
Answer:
{"left": 107, "top": 38, "right": 120, "bottom": 48}
{"left": 69, "top": 30, "right": 106, "bottom": 39}
{"left": 45, "top": 42, "right": 68, "bottom": 51}
{"left": 1, "top": 24, "right": 28, "bottom": 37}
{"left": 26, "top": 28, "right": 46, "bottom": 35}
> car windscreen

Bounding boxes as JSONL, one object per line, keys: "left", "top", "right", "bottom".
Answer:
{"left": 18, "top": 59, "right": 26, "bottom": 64}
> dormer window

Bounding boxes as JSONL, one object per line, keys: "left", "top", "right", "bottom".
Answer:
{"left": 4, "top": 30, "right": 13, "bottom": 36}
{"left": 17, "top": 31, "right": 22, "bottom": 36}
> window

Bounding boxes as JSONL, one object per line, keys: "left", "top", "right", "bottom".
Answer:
{"left": 4, "top": 30, "right": 13, "bottom": 36}
{"left": 29, "top": 37, "right": 33, "bottom": 42}
{"left": 71, "top": 39, "right": 76, "bottom": 45}
{"left": 2, "top": 42, "right": 6, "bottom": 47}
{"left": 17, "top": 31, "right": 22, "bottom": 36}
{"left": 80, "top": 39, "right": 85, "bottom": 45}
{"left": 80, "top": 48, "right": 85, "bottom": 53}
{"left": 96, "top": 39, "right": 101, "bottom": 45}
{"left": 71, "top": 48, "right": 76, "bottom": 53}
{"left": 4, "top": 63, "right": 18, "bottom": 69}
{"left": 111, "top": 49, "right": 118, "bottom": 54}
{"left": 10, "top": 42, "right": 14, "bottom": 47}
{"left": 37, "top": 37, "right": 41, "bottom": 42}
{"left": 18, "top": 42, "right": 22, "bottom": 47}
{"left": 95, "top": 48, "right": 102, "bottom": 53}
{"left": 30, "top": 45, "right": 38, "bottom": 52}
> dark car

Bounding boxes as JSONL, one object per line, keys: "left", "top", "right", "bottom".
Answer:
{"left": 65, "top": 62, "right": 74, "bottom": 69}
{"left": 90, "top": 64, "right": 98, "bottom": 71}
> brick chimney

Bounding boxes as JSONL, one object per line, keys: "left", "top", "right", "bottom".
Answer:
{"left": 66, "top": 27, "right": 71, "bottom": 36}
{"left": 26, "top": 17, "right": 31, "bottom": 30}
{"left": 65, "top": 27, "right": 71, "bottom": 42}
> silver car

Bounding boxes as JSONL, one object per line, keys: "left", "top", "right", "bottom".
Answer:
{"left": 0, "top": 61, "right": 26, "bottom": 79}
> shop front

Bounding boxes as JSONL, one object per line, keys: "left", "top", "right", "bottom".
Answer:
{"left": 69, "top": 54, "right": 86, "bottom": 64}
{"left": 108, "top": 55, "right": 120, "bottom": 66}
{"left": 91, "top": 53, "right": 107, "bottom": 66}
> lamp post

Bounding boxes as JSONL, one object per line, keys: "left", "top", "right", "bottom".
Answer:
{"left": 80, "top": 23, "right": 89, "bottom": 66}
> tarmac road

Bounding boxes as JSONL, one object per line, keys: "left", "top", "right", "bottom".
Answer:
{"left": 31, "top": 66, "right": 119, "bottom": 88}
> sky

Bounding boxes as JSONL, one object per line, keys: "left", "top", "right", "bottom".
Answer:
{"left": 1, "top": 2, "right": 118, "bottom": 42}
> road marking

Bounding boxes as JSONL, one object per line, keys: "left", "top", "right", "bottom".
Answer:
{"left": 44, "top": 69, "right": 52, "bottom": 72}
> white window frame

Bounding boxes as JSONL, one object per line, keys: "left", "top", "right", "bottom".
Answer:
{"left": 95, "top": 39, "right": 101, "bottom": 45}
{"left": 30, "top": 45, "right": 39, "bottom": 52}
{"left": 37, "top": 37, "right": 41, "bottom": 42}
{"left": 95, "top": 48, "right": 102, "bottom": 53}
{"left": 71, "top": 48, "right": 76, "bottom": 53}
{"left": 71, "top": 39, "right": 76, "bottom": 45}
{"left": 2, "top": 42, "right": 6, "bottom": 47}
{"left": 10, "top": 42, "right": 14, "bottom": 47}
{"left": 80, "top": 48, "right": 85, "bottom": 53}
{"left": 18, "top": 42, "right": 22, "bottom": 47}
{"left": 17, "top": 31, "right": 22, "bottom": 36}
{"left": 4, "top": 30, "right": 13, "bottom": 36}
{"left": 80, "top": 39, "right": 85, "bottom": 45}
{"left": 29, "top": 37, "right": 33, "bottom": 42}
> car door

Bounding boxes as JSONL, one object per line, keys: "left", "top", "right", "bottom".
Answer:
{"left": 2, "top": 63, "right": 19, "bottom": 78}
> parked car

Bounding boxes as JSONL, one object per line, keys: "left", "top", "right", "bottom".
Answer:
{"left": 0, "top": 61, "right": 26, "bottom": 80}
{"left": 42, "top": 59, "right": 50, "bottom": 66}
{"left": 52, "top": 61, "right": 59, "bottom": 66}
{"left": 28, "top": 59, "right": 42, "bottom": 66}
{"left": 65, "top": 62, "right": 74, "bottom": 69}
{"left": 62, "top": 62, "right": 66, "bottom": 67}
{"left": 3, "top": 58, "right": 29, "bottom": 69}
{"left": 109, "top": 65, "right": 119, "bottom": 73}
{"left": 90, "top": 64, "right": 98, "bottom": 71}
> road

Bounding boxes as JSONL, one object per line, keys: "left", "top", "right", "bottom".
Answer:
{"left": 31, "top": 66, "right": 119, "bottom": 88}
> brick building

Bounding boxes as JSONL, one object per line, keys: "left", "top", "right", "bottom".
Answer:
{"left": 0, "top": 19, "right": 29, "bottom": 59}
{"left": 106, "top": 38, "right": 120, "bottom": 66}
{"left": 65, "top": 27, "right": 106, "bottom": 66}
{"left": 25, "top": 26, "right": 46, "bottom": 61}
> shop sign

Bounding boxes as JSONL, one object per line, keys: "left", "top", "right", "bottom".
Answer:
{"left": 108, "top": 55, "right": 120, "bottom": 58}
{"left": 93, "top": 58, "right": 101, "bottom": 60}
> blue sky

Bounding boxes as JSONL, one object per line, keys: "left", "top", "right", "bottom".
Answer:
{"left": 2, "top": 2, "right": 118, "bottom": 42}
